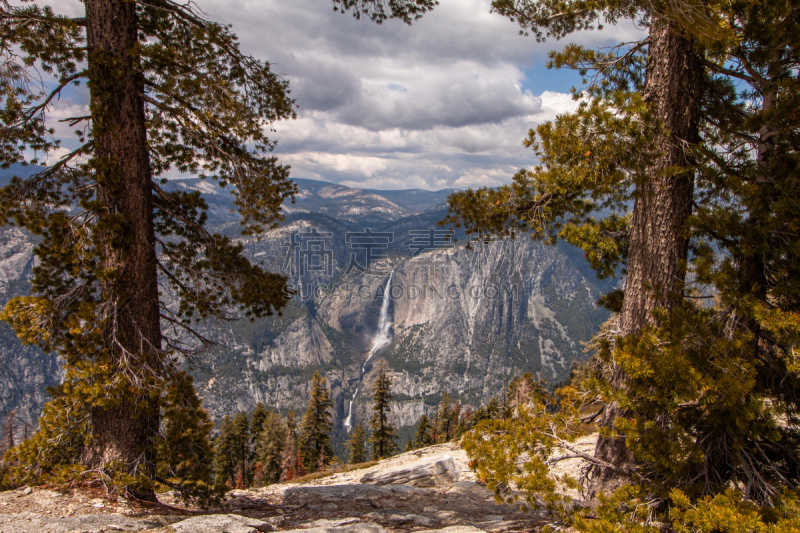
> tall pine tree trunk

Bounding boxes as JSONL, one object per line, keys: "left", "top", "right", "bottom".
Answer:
{"left": 621, "top": 17, "right": 701, "bottom": 336}
{"left": 82, "top": 0, "right": 161, "bottom": 499}
{"left": 593, "top": 14, "right": 702, "bottom": 475}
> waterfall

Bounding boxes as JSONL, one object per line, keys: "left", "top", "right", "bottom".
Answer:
{"left": 344, "top": 271, "right": 394, "bottom": 432}
{"left": 343, "top": 386, "right": 359, "bottom": 431}
{"left": 363, "top": 270, "right": 394, "bottom": 371}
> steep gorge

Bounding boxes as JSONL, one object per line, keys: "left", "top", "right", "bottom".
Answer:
{"left": 0, "top": 177, "right": 609, "bottom": 441}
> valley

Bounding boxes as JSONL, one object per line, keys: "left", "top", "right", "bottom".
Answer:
{"left": 0, "top": 174, "right": 610, "bottom": 444}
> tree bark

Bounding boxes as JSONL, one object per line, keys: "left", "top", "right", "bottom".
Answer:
{"left": 622, "top": 16, "right": 702, "bottom": 336}
{"left": 593, "top": 14, "right": 703, "bottom": 477}
{"left": 82, "top": 0, "right": 161, "bottom": 500}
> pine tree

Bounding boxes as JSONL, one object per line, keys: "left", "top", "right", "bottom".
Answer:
{"left": 507, "top": 373, "right": 548, "bottom": 411}
{"left": 331, "top": 0, "right": 436, "bottom": 23}
{"left": 0, "top": 0, "right": 435, "bottom": 498}
{"left": 471, "top": 398, "right": 502, "bottom": 427}
{"left": 231, "top": 412, "right": 250, "bottom": 488}
{"left": 596, "top": 0, "right": 800, "bottom": 505}
{"left": 445, "top": 0, "right": 704, "bottom": 475}
{"left": 254, "top": 409, "right": 286, "bottom": 486}
{"left": 346, "top": 423, "right": 368, "bottom": 464}
{"left": 0, "top": 0, "right": 293, "bottom": 499}
{"left": 0, "top": 412, "right": 14, "bottom": 455}
{"left": 368, "top": 361, "right": 398, "bottom": 460}
{"left": 453, "top": 404, "right": 473, "bottom": 440}
{"left": 433, "top": 393, "right": 452, "bottom": 443}
{"left": 155, "top": 372, "right": 218, "bottom": 503}
{"left": 248, "top": 403, "right": 268, "bottom": 484}
{"left": 298, "top": 372, "right": 334, "bottom": 471}
{"left": 279, "top": 425, "right": 305, "bottom": 482}
{"left": 456, "top": 0, "right": 800, "bottom": 525}
{"left": 286, "top": 410, "right": 298, "bottom": 436}
{"left": 486, "top": 398, "right": 502, "bottom": 421}
{"left": 213, "top": 415, "right": 236, "bottom": 490}
{"left": 450, "top": 400, "right": 462, "bottom": 436}
{"left": 250, "top": 403, "right": 269, "bottom": 446}
{"left": 413, "top": 414, "right": 434, "bottom": 449}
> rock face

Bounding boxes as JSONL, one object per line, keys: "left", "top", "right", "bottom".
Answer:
{"left": 170, "top": 514, "right": 274, "bottom": 533}
{"left": 0, "top": 176, "right": 610, "bottom": 435}
{"left": 196, "top": 229, "right": 608, "bottom": 432}
{"left": 282, "top": 484, "right": 430, "bottom": 506}
{"left": 0, "top": 440, "right": 577, "bottom": 532}
{"left": 0, "top": 227, "right": 62, "bottom": 439}
{"left": 0, "top": 227, "right": 34, "bottom": 292}
{"left": 0, "top": 512, "right": 162, "bottom": 533}
{"left": 253, "top": 442, "right": 551, "bottom": 532}
{"left": 359, "top": 456, "right": 459, "bottom": 487}
{"left": 281, "top": 524, "right": 387, "bottom": 533}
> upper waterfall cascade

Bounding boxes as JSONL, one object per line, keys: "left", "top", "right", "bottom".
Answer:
{"left": 364, "top": 270, "right": 394, "bottom": 371}
{"left": 344, "top": 271, "right": 394, "bottom": 432}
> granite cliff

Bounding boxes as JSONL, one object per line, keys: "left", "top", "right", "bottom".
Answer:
{"left": 0, "top": 174, "right": 609, "bottom": 442}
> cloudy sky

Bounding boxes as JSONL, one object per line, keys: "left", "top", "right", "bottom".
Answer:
{"left": 53, "top": 0, "right": 642, "bottom": 190}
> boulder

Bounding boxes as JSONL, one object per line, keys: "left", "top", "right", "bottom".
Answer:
{"left": 170, "top": 514, "right": 274, "bottom": 533}
{"left": 301, "top": 518, "right": 363, "bottom": 528}
{"left": 359, "top": 456, "right": 460, "bottom": 487}
{"left": 416, "top": 527, "right": 485, "bottom": 533}
{"left": 221, "top": 495, "right": 272, "bottom": 510}
{"left": 280, "top": 523, "right": 386, "bottom": 533}
{"left": 445, "top": 481, "right": 494, "bottom": 499}
{"left": 0, "top": 513, "right": 162, "bottom": 533}
{"left": 478, "top": 520, "right": 530, "bottom": 533}
{"left": 364, "top": 511, "right": 436, "bottom": 527}
{"left": 282, "top": 484, "right": 428, "bottom": 506}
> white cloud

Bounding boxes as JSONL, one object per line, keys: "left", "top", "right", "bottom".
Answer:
{"left": 328, "top": 63, "right": 544, "bottom": 131}
{"left": 300, "top": 152, "right": 388, "bottom": 177}
{"left": 540, "top": 91, "right": 582, "bottom": 117}
{"left": 340, "top": 174, "right": 433, "bottom": 190}
{"left": 453, "top": 167, "right": 514, "bottom": 188}
{"left": 48, "top": 0, "right": 82, "bottom": 17}
{"left": 43, "top": 0, "right": 643, "bottom": 191}
{"left": 47, "top": 101, "right": 90, "bottom": 140}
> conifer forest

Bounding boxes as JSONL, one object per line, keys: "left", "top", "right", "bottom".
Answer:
{"left": 0, "top": 0, "right": 798, "bottom": 531}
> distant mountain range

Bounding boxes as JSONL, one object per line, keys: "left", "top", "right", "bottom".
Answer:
{"left": 166, "top": 176, "right": 456, "bottom": 226}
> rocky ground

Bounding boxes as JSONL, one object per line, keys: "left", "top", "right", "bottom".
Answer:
{"left": 0, "top": 439, "right": 595, "bottom": 533}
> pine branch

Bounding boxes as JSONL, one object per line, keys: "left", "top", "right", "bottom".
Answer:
{"left": 22, "top": 70, "right": 87, "bottom": 122}
{"left": 151, "top": 182, "right": 213, "bottom": 241}
{"left": 543, "top": 430, "right": 635, "bottom": 477}
{"left": 700, "top": 57, "right": 755, "bottom": 85}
